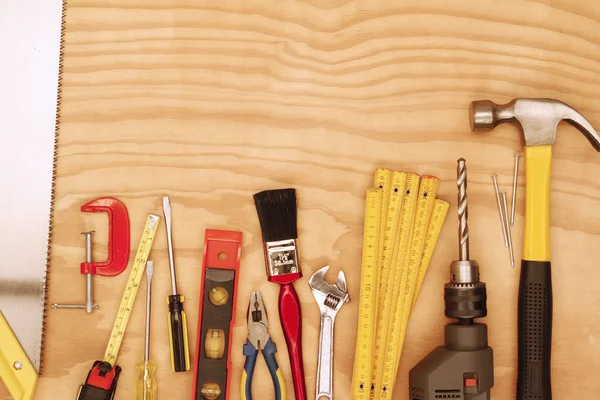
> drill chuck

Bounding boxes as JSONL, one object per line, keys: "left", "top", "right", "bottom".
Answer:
{"left": 445, "top": 259, "right": 487, "bottom": 321}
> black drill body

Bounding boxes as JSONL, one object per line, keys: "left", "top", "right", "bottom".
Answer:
{"left": 409, "top": 159, "right": 494, "bottom": 400}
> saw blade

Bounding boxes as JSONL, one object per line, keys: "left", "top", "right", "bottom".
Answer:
{"left": 0, "top": 0, "right": 65, "bottom": 373}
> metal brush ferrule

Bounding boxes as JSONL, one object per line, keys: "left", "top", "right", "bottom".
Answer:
{"left": 263, "top": 239, "right": 300, "bottom": 276}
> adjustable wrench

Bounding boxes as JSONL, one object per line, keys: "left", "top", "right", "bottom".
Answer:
{"left": 308, "top": 266, "right": 350, "bottom": 400}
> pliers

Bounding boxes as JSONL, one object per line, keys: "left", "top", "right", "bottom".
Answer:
{"left": 241, "top": 292, "right": 287, "bottom": 400}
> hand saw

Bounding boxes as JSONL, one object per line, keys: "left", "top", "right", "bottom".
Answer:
{"left": 0, "top": 0, "right": 65, "bottom": 398}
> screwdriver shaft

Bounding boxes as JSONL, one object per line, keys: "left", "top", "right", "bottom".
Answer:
{"left": 145, "top": 261, "right": 153, "bottom": 363}
{"left": 162, "top": 196, "right": 178, "bottom": 296}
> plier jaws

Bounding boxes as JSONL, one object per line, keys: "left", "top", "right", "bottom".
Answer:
{"left": 241, "top": 292, "right": 286, "bottom": 400}
{"left": 247, "top": 291, "right": 271, "bottom": 350}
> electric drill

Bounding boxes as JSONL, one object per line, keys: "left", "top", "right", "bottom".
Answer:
{"left": 409, "top": 158, "right": 494, "bottom": 400}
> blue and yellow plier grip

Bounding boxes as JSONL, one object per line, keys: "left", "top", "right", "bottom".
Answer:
{"left": 241, "top": 338, "right": 286, "bottom": 400}
{"left": 241, "top": 292, "right": 287, "bottom": 400}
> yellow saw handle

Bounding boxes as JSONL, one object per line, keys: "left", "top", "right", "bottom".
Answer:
{"left": 0, "top": 311, "right": 38, "bottom": 400}
{"left": 523, "top": 145, "right": 552, "bottom": 261}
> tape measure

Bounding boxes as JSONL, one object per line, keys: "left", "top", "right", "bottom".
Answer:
{"left": 370, "top": 172, "right": 417, "bottom": 397}
{"left": 351, "top": 188, "right": 383, "bottom": 400}
{"left": 380, "top": 177, "right": 440, "bottom": 397}
{"left": 104, "top": 214, "right": 160, "bottom": 364}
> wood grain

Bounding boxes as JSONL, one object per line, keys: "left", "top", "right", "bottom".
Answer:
{"left": 3, "top": 0, "right": 600, "bottom": 398}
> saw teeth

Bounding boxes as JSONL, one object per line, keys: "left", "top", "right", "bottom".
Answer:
{"left": 40, "top": 0, "right": 68, "bottom": 376}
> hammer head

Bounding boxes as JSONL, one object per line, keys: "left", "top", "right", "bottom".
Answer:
{"left": 470, "top": 98, "right": 600, "bottom": 150}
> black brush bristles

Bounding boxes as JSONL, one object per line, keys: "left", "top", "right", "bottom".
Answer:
{"left": 253, "top": 188, "right": 298, "bottom": 242}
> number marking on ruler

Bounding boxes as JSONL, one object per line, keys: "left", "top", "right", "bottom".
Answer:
{"left": 370, "top": 172, "right": 413, "bottom": 397}
{"left": 351, "top": 188, "right": 383, "bottom": 400}
{"left": 104, "top": 214, "right": 160, "bottom": 365}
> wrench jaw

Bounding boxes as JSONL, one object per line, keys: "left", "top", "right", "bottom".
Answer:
{"left": 308, "top": 266, "right": 351, "bottom": 315}
{"left": 335, "top": 271, "right": 348, "bottom": 295}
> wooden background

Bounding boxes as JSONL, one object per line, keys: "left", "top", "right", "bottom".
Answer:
{"left": 4, "top": 0, "right": 600, "bottom": 398}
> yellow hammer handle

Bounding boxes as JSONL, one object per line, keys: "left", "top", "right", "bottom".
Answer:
{"left": 523, "top": 145, "right": 552, "bottom": 261}
{"left": 0, "top": 311, "right": 38, "bottom": 400}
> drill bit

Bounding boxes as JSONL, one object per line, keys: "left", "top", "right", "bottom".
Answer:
{"left": 457, "top": 158, "right": 469, "bottom": 261}
{"left": 450, "top": 158, "right": 480, "bottom": 288}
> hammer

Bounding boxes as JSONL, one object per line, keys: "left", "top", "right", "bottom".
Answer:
{"left": 470, "top": 98, "right": 600, "bottom": 400}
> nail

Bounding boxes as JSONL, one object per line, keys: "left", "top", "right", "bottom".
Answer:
{"left": 501, "top": 192, "right": 515, "bottom": 267}
{"left": 492, "top": 175, "right": 509, "bottom": 247}
{"left": 511, "top": 155, "right": 520, "bottom": 226}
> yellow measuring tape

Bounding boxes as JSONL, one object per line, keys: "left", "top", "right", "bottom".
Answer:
{"left": 104, "top": 214, "right": 160, "bottom": 365}
{"left": 351, "top": 188, "right": 383, "bottom": 400}
{"left": 351, "top": 170, "right": 449, "bottom": 400}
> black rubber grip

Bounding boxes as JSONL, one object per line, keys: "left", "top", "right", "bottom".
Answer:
{"left": 517, "top": 260, "right": 552, "bottom": 400}
{"left": 168, "top": 295, "right": 189, "bottom": 372}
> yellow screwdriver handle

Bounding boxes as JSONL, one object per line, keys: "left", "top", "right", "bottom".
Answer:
{"left": 136, "top": 360, "right": 157, "bottom": 400}
{"left": 0, "top": 311, "right": 38, "bottom": 400}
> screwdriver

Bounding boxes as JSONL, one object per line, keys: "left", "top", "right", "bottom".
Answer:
{"left": 136, "top": 261, "right": 157, "bottom": 400}
{"left": 162, "top": 196, "right": 191, "bottom": 372}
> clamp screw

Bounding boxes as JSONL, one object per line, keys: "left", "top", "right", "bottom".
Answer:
{"left": 13, "top": 361, "right": 23, "bottom": 370}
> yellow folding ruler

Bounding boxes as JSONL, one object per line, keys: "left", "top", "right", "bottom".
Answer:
{"left": 351, "top": 188, "right": 383, "bottom": 400}
{"left": 371, "top": 172, "right": 416, "bottom": 397}
{"left": 77, "top": 214, "right": 160, "bottom": 399}
{"left": 379, "top": 177, "right": 440, "bottom": 398}
{"left": 373, "top": 168, "right": 392, "bottom": 315}
{"left": 352, "top": 170, "right": 449, "bottom": 400}
{"left": 370, "top": 171, "right": 407, "bottom": 392}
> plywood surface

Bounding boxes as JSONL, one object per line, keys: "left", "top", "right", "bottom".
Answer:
{"left": 4, "top": 0, "right": 600, "bottom": 399}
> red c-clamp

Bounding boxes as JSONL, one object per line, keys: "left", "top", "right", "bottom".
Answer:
{"left": 80, "top": 197, "right": 130, "bottom": 276}
{"left": 52, "top": 197, "right": 130, "bottom": 313}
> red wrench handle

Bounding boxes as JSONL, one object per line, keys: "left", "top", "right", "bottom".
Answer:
{"left": 279, "top": 283, "right": 306, "bottom": 400}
